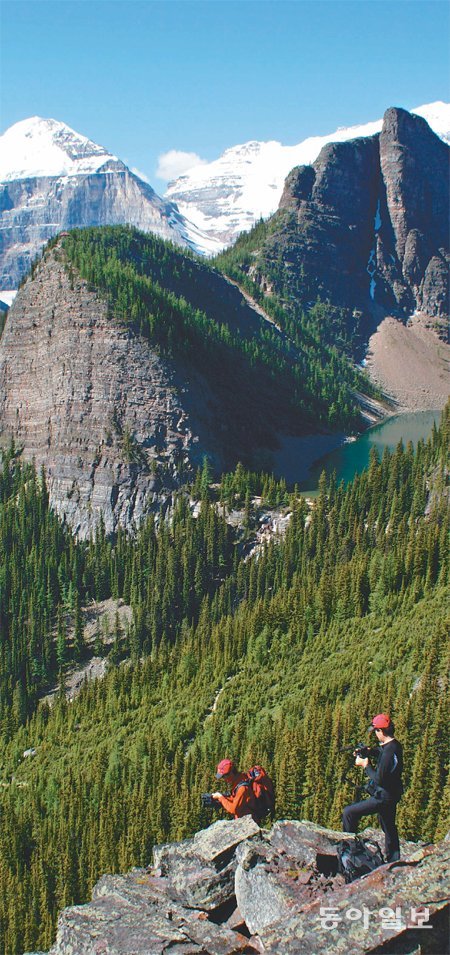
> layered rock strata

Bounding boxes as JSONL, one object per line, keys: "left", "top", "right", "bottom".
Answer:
{"left": 0, "top": 155, "right": 216, "bottom": 289}
{"left": 0, "top": 247, "right": 198, "bottom": 537}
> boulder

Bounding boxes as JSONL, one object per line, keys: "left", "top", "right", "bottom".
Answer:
{"left": 235, "top": 820, "right": 346, "bottom": 934}
{"left": 259, "top": 841, "right": 450, "bottom": 954}
{"left": 49, "top": 868, "right": 259, "bottom": 955}
{"left": 47, "top": 892, "right": 200, "bottom": 955}
{"left": 153, "top": 816, "right": 261, "bottom": 910}
{"left": 42, "top": 820, "right": 449, "bottom": 954}
{"left": 269, "top": 818, "right": 348, "bottom": 865}
{"left": 235, "top": 820, "right": 438, "bottom": 939}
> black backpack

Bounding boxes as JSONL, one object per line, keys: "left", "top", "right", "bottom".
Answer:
{"left": 336, "top": 837, "right": 384, "bottom": 883}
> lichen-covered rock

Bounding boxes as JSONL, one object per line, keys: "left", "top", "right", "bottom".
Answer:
{"left": 235, "top": 821, "right": 433, "bottom": 938}
{"left": 36, "top": 820, "right": 449, "bottom": 954}
{"left": 48, "top": 894, "right": 200, "bottom": 955}
{"left": 49, "top": 867, "right": 259, "bottom": 955}
{"left": 153, "top": 817, "right": 261, "bottom": 911}
{"left": 235, "top": 820, "right": 350, "bottom": 934}
{"left": 259, "top": 840, "right": 450, "bottom": 954}
{"left": 269, "top": 818, "right": 348, "bottom": 863}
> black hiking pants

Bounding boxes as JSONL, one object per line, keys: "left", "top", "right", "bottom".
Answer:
{"left": 342, "top": 796, "right": 400, "bottom": 861}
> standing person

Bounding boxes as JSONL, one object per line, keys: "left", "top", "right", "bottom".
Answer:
{"left": 211, "top": 758, "right": 257, "bottom": 821}
{"left": 342, "top": 713, "right": 404, "bottom": 862}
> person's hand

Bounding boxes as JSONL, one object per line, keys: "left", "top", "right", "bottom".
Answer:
{"left": 211, "top": 792, "right": 222, "bottom": 800}
{"left": 355, "top": 755, "right": 369, "bottom": 768}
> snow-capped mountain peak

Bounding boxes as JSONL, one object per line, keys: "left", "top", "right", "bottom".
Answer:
{"left": 0, "top": 116, "right": 222, "bottom": 289}
{"left": 0, "top": 116, "right": 117, "bottom": 182}
{"left": 165, "top": 101, "right": 450, "bottom": 250}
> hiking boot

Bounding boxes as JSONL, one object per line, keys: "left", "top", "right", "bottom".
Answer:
{"left": 386, "top": 851, "right": 400, "bottom": 863}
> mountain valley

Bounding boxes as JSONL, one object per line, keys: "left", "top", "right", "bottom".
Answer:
{"left": 0, "top": 226, "right": 374, "bottom": 535}
{"left": 0, "top": 94, "right": 449, "bottom": 955}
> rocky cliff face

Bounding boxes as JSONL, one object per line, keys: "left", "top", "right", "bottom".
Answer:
{"left": 0, "top": 242, "right": 304, "bottom": 536}
{"left": 0, "top": 245, "right": 194, "bottom": 536}
{"left": 0, "top": 163, "right": 218, "bottom": 289}
{"left": 255, "top": 107, "right": 449, "bottom": 328}
{"left": 31, "top": 818, "right": 450, "bottom": 955}
{"left": 378, "top": 108, "right": 450, "bottom": 317}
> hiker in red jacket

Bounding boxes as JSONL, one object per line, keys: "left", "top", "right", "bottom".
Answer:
{"left": 211, "top": 758, "right": 257, "bottom": 820}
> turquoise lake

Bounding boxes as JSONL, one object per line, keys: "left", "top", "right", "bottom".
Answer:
{"left": 272, "top": 410, "right": 443, "bottom": 492}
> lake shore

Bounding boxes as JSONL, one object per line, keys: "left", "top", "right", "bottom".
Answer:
{"left": 364, "top": 314, "right": 450, "bottom": 412}
{"left": 266, "top": 312, "right": 448, "bottom": 486}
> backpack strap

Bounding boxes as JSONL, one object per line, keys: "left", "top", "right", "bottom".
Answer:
{"left": 234, "top": 779, "right": 252, "bottom": 793}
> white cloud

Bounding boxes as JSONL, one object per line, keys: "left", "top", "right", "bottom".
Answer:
{"left": 131, "top": 167, "right": 151, "bottom": 184}
{"left": 156, "top": 150, "right": 207, "bottom": 181}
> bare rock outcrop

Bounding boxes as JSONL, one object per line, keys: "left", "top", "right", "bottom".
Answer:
{"left": 260, "top": 107, "right": 449, "bottom": 338}
{"left": 152, "top": 816, "right": 261, "bottom": 911}
{"left": 39, "top": 818, "right": 449, "bottom": 955}
{"left": 0, "top": 157, "right": 210, "bottom": 289}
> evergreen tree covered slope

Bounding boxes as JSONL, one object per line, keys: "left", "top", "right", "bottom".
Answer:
{"left": 61, "top": 225, "right": 374, "bottom": 431}
{"left": 214, "top": 214, "right": 377, "bottom": 361}
{"left": 0, "top": 408, "right": 448, "bottom": 954}
{"left": 1, "top": 225, "right": 381, "bottom": 540}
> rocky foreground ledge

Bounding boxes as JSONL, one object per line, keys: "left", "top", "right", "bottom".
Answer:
{"left": 32, "top": 818, "right": 449, "bottom": 955}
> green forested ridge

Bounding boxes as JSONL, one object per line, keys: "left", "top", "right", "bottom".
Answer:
{"left": 57, "top": 226, "right": 373, "bottom": 430}
{"left": 214, "top": 214, "right": 370, "bottom": 359}
{"left": 0, "top": 407, "right": 449, "bottom": 954}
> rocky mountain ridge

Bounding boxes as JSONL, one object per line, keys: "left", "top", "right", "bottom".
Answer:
{"left": 1, "top": 105, "right": 448, "bottom": 290}
{"left": 225, "top": 107, "right": 449, "bottom": 331}
{"left": 165, "top": 101, "right": 450, "bottom": 250}
{"left": 0, "top": 117, "right": 220, "bottom": 289}
{"left": 29, "top": 817, "right": 450, "bottom": 955}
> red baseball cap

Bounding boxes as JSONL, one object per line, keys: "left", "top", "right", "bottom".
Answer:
{"left": 215, "top": 758, "right": 235, "bottom": 778}
{"left": 368, "top": 713, "right": 391, "bottom": 732}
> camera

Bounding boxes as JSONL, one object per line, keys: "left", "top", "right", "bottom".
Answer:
{"left": 354, "top": 743, "right": 372, "bottom": 759}
{"left": 201, "top": 793, "right": 216, "bottom": 808}
{"left": 340, "top": 742, "right": 375, "bottom": 759}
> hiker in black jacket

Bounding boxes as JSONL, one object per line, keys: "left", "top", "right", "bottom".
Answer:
{"left": 342, "top": 713, "right": 404, "bottom": 862}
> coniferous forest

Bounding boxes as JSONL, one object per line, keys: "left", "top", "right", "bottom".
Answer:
{"left": 0, "top": 404, "right": 448, "bottom": 954}
{"left": 57, "top": 226, "right": 376, "bottom": 431}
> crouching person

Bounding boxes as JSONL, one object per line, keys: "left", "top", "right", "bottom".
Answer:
{"left": 211, "top": 758, "right": 258, "bottom": 822}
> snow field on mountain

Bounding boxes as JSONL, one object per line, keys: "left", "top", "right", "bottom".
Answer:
{"left": 0, "top": 116, "right": 116, "bottom": 182}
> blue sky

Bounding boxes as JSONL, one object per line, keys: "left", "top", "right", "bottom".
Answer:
{"left": 1, "top": 0, "right": 449, "bottom": 184}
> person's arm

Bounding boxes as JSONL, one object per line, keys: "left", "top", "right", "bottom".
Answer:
{"left": 366, "top": 745, "right": 399, "bottom": 789}
{"left": 355, "top": 748, "right": 379, "bottom": 779}
{"left": 212, "top": 786, "right": 249, "bottom": 816}
{"left": 364, "top": 758, "right": 378, "bottom": 781}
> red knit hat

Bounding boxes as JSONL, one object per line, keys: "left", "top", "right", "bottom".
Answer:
{"left": 368, "top": 713, "right": 391, "bottom": 732}
{"left": 215, "top": 758, "right": 236, "bottom": 778}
